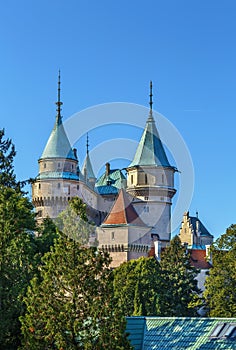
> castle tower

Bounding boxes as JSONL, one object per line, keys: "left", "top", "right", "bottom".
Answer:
{"left": 126, "top": 82, "right": 176, "bottom": 244}
{"left": 32, "top": 72, "right": 79, "bottom": 221}
{"left": 81, "top": 133, "right": 96, "bottom": 189}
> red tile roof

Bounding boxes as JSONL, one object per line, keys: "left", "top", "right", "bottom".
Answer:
{"left": 102, "top": 189, "right": 146, "bottom": 226}
{"left": 190, "top": 249, "right": 212, "bottom": 269}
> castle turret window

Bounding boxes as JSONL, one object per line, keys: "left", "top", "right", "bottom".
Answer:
{"left": 145, "top": 174, "right": 148, "bottom": 184}
{"left": 58, "top": 183, "right": 61, "bottom": 189}
{"left": 111, "top": 232, "right": 115, "bottom": 240}
{"left": 39, "top": 183, "right": 41, "bottom": 189}
{"left": 131, "top": 175, "right": 133, "bottom": 184}
{"left": 44, "top": 163, "right": 46, "bottom": 169}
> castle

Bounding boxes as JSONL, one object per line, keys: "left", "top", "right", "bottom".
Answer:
{"left": 32, "top": 75, "right": 213, "bottom": 268}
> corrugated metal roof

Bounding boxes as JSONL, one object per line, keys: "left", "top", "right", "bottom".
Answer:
{"left": 41, "top": 117, "right": 77, "bottom": 161}
{"left": 126, "top": 317, "right": 236, "bottom": 350}
{"left": 128, "top": 115, "right": 173, "bottom": 168}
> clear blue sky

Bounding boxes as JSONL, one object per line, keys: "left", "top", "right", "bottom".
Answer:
{"left": 1, "top": 1, "right": 236, "bottom": 239}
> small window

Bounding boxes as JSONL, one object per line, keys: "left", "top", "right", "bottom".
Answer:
{"left": 131, "top": 175, "right": 133, "bottom": 185}
{"left": 111, "top": 232, "right": 115, "bottom": 240}
{"left": 72, "top": 164, "right": 74, "bottom": 170}
{"left": 58, "top": 183, "right": 61, "bottom": 189}
{"left": 77, "top": 185, "right": 79, "bottom": 190}
{"left": 210, "top": 324, "right": 225, "bottom": 338}
{"left": 39, "top": 183, "right": 41, "bottom": 189}
{"left": 162, "top": 174, "right": 164, "bottom": 183}
{"left": 44, "top": 163, "right": 46, "bottom": 169}
{"left": 145, "top": 174, "right": 148, "bottom": 184}
{"left": 37, "top": 210, "right": 42, "bottom": 217}
{"left": 144, "top": 196, "right": 149, "bottom": 201}
{"left": 68, "top": 186, "right": 70, "bottom": 195}
{"left": 58, "top": 163, "right": 61, "bottom": 168}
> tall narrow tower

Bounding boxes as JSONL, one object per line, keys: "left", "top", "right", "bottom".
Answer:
{"left": 126, "top": 82, "right": 176, "bottom": 244}
{"left": 32, "top": 72, "right": 79, "bottom": 221}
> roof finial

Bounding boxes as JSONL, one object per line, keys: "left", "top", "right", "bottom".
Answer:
{"left": 55, "top": 70, "right": 63, "bottom": 124}
{"left": 148, "top": 80, "right": 154, "bottom": 121}
{"left": 86, "top": 133, "right": 89, "bottom": 155}
{"left": 196, "top": 210, "right": 199, "bottom": 219}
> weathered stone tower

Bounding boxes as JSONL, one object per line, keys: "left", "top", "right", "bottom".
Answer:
{"left": 32, "top": 73, "right": 80, "bottom": 221}
{"left": 126, "top": 82, "right": 176, "bottom": 245}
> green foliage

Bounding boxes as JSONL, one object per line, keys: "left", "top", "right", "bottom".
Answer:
{"left": 0, "top": 186, "right": 36, "bottom": 349}
{"left": 34, "top": 217, "right": 58, "bottom": 264}
{"left": 159, "top": 236, "right": 201, "bottom": 316}
{"left": 113, "top": 257, "right": 161, "bottom": 316}
{"left": 20, "top": 234, "right": 132, "bottom": 349}
{"left": 55, "top": 197, "right": 94, "bottom": 245}
{"left": 204, "top": 224, "right": 236, "bottom": 317}
{"left": 0, "top": 129, "right": 17, "bottom": 188}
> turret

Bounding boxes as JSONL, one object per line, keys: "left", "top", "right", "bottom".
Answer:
{"left": 126, "top": 82, "right": 176, "bottom": 244}
{"left": 32, "top": 72, "right": 79, "bottom": 221}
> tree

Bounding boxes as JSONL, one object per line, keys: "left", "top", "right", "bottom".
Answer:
{"left": 204, "top": 224, "right": 236, "bottom": 317}
{"left": 113, "top": 257, "right": 161, "bottom": 316}
{"left": 34, "top": 217, "right": 58, "bottom": 265}
{"left": 0, "top": 129, "right": 17, "bottom": 188}
{"left": 55, "top": 197, "right": 95, "bottom": 246}
{"left": 159, "top": 236, "right": 201, "bottom": 316}
{"left": 0, "top": 186, "right": 36, "bottom": 349}
{"left": 20, "top": 234, "right": 132, "bottom": 349}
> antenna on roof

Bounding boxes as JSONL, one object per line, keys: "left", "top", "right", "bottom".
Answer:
{"left": 55, "top": 70, "right": 63, "bottom": 124}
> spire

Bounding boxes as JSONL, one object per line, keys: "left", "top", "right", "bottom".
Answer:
{"left": 81, "top": 133, "right": 96, "bottom": 182}
{"left": 40, "top": 72, "right": 77, "bottom": 161}
{"left": 128, "top": 81, "right": 172, "bottom": 168}
{"left": 86, "top": 133, "right": 89, "bottom": 155}
{"left": 55, "top": 70, "right": 63, "bottom": 125}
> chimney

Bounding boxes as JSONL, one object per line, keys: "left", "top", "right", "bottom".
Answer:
{"left": 154, "top": 240, "right": 161, "bottom": 261}
{"left": 106, "top": 162, "right": 110, "bottom": 176}
{"left": 206, "top": 245, "right": 212, "bottom": 265}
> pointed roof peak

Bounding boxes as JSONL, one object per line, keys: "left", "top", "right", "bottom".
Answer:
{"left": 102, "top": 189, "right": 146, "bottom": 226}
{"left": 40, "top": 73, "right": 77, "bottom": 161}
{"left": 86, "top": 133, "right": 89, "bottom": 155}
{"left": 147, "top": 80, "right": 155, "bottom": 122}
{"left": 55, "top": 70, "right": 63, "bottom": 125}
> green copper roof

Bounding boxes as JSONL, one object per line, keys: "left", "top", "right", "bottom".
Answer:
{"left": 126, "top": 317, "right": 236, "bottom": 350}
{"left": 81, "top": 153, "right": 96, "bottom": 180}
{"left": 129, "top": 114, "right": 172, "bottom": 168}
{"left": 95, "top": 169, "right": 126, "bottom": 195}
{"left": 37, "top": 171, "right": 79, "bottom": 181}
{"left": 40, "top": 116, "right": 77, "bottom": 161}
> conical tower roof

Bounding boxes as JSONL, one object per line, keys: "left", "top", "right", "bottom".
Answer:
{"left": 129, "top": 82, "right": 172, "bottom": 168}
{"left": 81, "top": 134, "right": 96, "bottom": 180}
{"left": 102, "top": 189, "right": 146, "bottom": 226}
{"left": 40, "top": 72, "right": 77, "bottom": 161}
{"left": 81, "top": 153, "right": 96, "bottom": 179}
